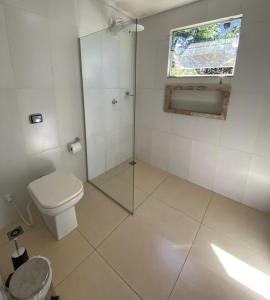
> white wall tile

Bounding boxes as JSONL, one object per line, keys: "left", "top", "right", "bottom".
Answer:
{"left": 0, "top": 89, "right": 26, "bottom": 161}
{"left": 207, "top": 0, "right": 242, "bottom": 20}
{"left": 189, "top": 141, "right": 218, "bottom": 190}
{"left": 119, "top": 32, "right": 135, "bottom": 89}
{"left": 135, "top": 0, "right": 270, "bottom": 213}
{"left": 189, "top": 117, "right": 222, "bottom": 145}
{"left": 27, "top": 147, "right": 62, "bottom": 181}
{"left": 151, "top": 130, "right": 170, "bottom": 171}
{"left": 50, "top": 21, "right": 81, "bottom": 88}
{"left": 87, "top": 135, "right": 106, "bottom": 180}
{"left": 244, "top": 156, "right": 270, "bottom": 212}
{"left": 104, "top": 89, "right": 121, "bottom": 132}
{"left": 102, "top": 32, "right": 120, "bottom": 88}
{"left": 5, "top": 6, "right": 53, "bottom": 88}
{"left": 54, "top": 85, "right": 84, "bottom": 146}
{"left": 80, "top": 31, "right": 103, "bottom": 88}
{"left": 0, "top": 4, "right": 14, "bottom": 88}
{"left": 49, "top": 0, "right": 77, "bottom": 25}
{"left": 253, "top": 94, "right": 270, "bottom": 158}
{"left": 60, "top": 146, "right": 86, "bottom": 182}
{"left": 154, "top": 38, "right": 170, "bottom": 89}
{"left": 16, "top": 89, "right": 59, "bottom": 155}
{"left": 50, "top": 20, "right": 84, "bottom": 146}
{"left": 241, "top": 0, "right": 270, "bottom": 23}
{"left": 213, "top": 147, "right": 251, "bottom": 202}
{"left": 4, "top": 0, "right": 49, "bottom": 16}
{"left": 232, "top": 22, "right": 270, "bottom": 93}
{"left": 135, "top": 126, "right": 152, "bottom": 163}
{"left": 119, "top": 125, "right": 133, "bottom": 162}
{"left": 170, "top": 114, "right": 192, "bottom": 138}
{"left": 84, "top": 88, "right": 105, "bottom": 139}
{"left": 119, "top": 89, "right": 133, "bottom": 128}
{"left": 0, "top": 0, "right": 87, "bottom": 228}
{"left": 152, "top": 89, "right": 171, "bottom": 133}
{"left": 105, "top": 129, "right": 121, "bottom": 170}
{"left": 220, "top": 89, "right": 263, "bottom": 153}
{"left": 168, "top": 135, "right": 192, "bottom": 179}
{"left": 0, "top": 157, "right": 31, "bottom": 228}
{"left": 136, "top": 37, "right": 156, "bottom": 89}
{"left": 135, "top": 89, "right": 154, "bottom": 129}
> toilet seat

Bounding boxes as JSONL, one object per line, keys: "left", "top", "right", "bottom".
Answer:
{"left": 28, "top": 171, "right": 83, "bottom": 216}
{"left": 28, "top": 171, "right": 84, "bottom": 240}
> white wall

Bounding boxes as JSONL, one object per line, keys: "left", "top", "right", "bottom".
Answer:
{"left": 135, "top": 0, "right": 270, "bottom": 212}
{"left": 80, "top": 29, "right": 135, "bottom": 180}
{"left": 76, "top": 0, "right": 129, "bottom": 37}
{"left": 0, "top": 0, "right": 89, "bottom": 229}
{"left": 0, "top": 0, "right": 130, "bottom": 228}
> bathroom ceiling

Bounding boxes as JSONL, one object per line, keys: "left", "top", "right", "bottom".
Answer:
{"left": 105, "top": 0, "right": 200, "bottom": 19}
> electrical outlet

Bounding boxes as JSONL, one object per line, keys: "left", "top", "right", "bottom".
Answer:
{"left": 4, "top": 194, "right": 14, "bottom": 204}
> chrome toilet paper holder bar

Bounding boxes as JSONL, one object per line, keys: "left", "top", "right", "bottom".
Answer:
{"left": 67, "top": 137, "right": 80, "bottom": 152}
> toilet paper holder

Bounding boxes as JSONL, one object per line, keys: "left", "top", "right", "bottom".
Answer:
{"left": 67, "top": 137, "right": 81, "bottom": 153}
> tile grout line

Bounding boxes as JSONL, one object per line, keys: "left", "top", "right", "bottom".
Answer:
{"left": 96, "top": 249, "right": 145, "bottom": 300}
{"left": 81, "top": 173, "right": 170, "bottom": 300}
{"left": 76, "top": 227, "right": 96, "bottom": 249}
{"left": 134, "top": 174, "right": 169, "bottom": 212}
{"left": 54, "top": 251, "right": 95, "bottom": 288}
{"left": 54, "top": 215, "right": 130, "bottom": 290}
{"left": 166, "top": 192, "right": 215, "bottom": 300}
{"left": 95, "top": 213, "right": 130, "bottom": 249}
{"left": 95, "top": 170, "right": 170, "bottom": 250}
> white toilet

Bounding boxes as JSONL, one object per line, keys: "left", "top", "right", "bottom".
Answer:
{"left": 28, "top": 171, "right": 84, "bottom": 240}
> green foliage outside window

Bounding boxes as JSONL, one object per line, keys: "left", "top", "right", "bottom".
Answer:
{"left": 169, "top": 17, "right": 242, "bottom": 77}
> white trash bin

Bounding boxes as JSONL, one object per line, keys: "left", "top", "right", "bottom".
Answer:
{"left": 9, "top": 256, "right": 53, "bottom": 300}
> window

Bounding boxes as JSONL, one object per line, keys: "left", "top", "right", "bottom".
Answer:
{"left": 168, "top": 16, "right": 242, "bottom": 77}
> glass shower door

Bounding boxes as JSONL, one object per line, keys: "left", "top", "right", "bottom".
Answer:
{"left": 80, "top": 21, "right": 137, "bottom": 213}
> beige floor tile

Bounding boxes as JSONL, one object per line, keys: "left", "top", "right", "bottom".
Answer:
{"left": 130, "top": 161, "right": 168, "bottom": 193}
{"left": 77, "top": 188, "right": 128, "bottom": 247}
{"left": 203, "top": 194, "right": 270, "bottom": 257}
{"left": 92, "top": 161, "right": 131, "bottom": 186}
{"left": 99, "top": 197, "right": 199, "bottom": 300}
{"left": 0, "top": 223, "right": 93, "bottom": 284}
{"left": 55, "top": 252, "right": 140, "bottom": 300}
{"left": 84, "top": 182, "right": 94, "bottom": 194}
{"left": 169, "top": 256, "right": 265, "bottom": 300}
{"left": 170, "top": 225, "right": 269, "bottom": 300}
{"left": 40, "top": 230, "right": 93, "bottom": 286}
{"left": 153, "top": 175, "right": 213, "bottom": 221}
{"left": 100, "top": 175, "right": 149, "bottom": 212}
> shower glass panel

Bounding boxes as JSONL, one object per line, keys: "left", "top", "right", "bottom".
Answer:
{"left": 80, "top": 21, "right": 137, "bottom": 213}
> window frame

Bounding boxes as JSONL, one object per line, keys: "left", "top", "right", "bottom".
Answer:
{"left": 167, "top": 15, "right": 243, "bottom": 78}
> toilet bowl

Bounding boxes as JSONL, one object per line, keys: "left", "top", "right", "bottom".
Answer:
{"left": 28, "top": 171, "right": 84, "bottom": 240}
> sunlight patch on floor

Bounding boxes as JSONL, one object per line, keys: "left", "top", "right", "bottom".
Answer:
{"left": 212, "top": 244, "right": 270, "bottom": 299}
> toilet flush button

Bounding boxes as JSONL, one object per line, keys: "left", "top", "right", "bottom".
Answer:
{"left": 29, "top": 114, "right": 43, "bottom": 124}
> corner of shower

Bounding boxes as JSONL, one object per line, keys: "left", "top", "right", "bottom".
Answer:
{"left": 79, "top": 19, "right": 142, "bottom": 214}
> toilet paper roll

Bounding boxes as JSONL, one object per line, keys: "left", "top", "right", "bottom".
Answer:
{"left": 70, "top": 142, "right": 82, "bottom": 154}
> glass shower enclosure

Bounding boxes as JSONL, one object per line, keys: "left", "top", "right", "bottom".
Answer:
{"left": 80, "top": 20, "right": 138, "bottom": 213}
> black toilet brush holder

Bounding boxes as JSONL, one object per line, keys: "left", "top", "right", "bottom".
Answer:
{"left": 7, "top": 226, "right": 29, "bottom": 270}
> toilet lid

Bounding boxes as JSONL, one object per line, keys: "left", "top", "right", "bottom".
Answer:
{"left": 9, "top": 257, "right": 51, "bottom": 299}
{"left": 28, "top": 171, "right": 83, "bottom": 209}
